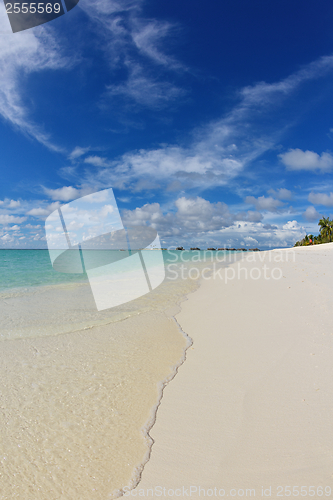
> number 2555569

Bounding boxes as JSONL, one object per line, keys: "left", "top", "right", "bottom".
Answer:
{"left": 5, "top": 3, "right": 61, "bottom": 14}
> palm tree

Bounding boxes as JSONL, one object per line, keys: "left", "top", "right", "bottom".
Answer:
{"left": 318, "top": 217, "right": 333, "bottom": 242}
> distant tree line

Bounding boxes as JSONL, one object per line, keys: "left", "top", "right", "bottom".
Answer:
{"left": 294, "top": 217, "right": 333, "bottom": 246}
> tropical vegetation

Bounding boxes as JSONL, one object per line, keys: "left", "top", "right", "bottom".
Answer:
{"left": 294, "top": 217, "right": 333, "bottom": 246}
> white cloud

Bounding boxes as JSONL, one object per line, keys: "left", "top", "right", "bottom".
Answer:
{"left": 79, "top": 0, "right": 185, "bottom": 108}
{"left": 282, "top": 220, "right": 301, "bottom": 230}
{"left": 26, "top": 201, "right": 61, "bottom": 217}
{"left": 1, "top": 234, "right": 13, "bottom": 242}
{"left": 0, "top": 4, "right": 70, "bottom": 150}
{"left": 122, "top": 196, "right": 234, "bottom": 236}
{"left": 303, "top": 206, "right": 321, "bottom": 221}
{"left": 245, "top": 195, "right": 284, "bottom": 212}
{"left": 84, "top": 156, "right": 112, "bottom": 167}
{"left": 75, "top": 53, "right": 333, "bottom": 193}
{"left": 267, "top": 188, "right": 292, "bottom": 200}
{"left": 239, "top": 55, "right": 333, "bottom": 109}
{"left": 308, "top": 191, "right": 333, "bottom": 207}
{"left": 122, "top": 198, "right": 307, "bottom": 249}
{"left": 0, "top": 214, "right": 27, "bottom": 224}
{"left": 27, "top": 208, "right": 50, "bottom": 217}
{"left": 89, "top": 143, "right": 245, "bottom": 192}
{"left": 279, "top": 148, "right": 333, "bottom": 172}
{"left": 235, "top": 211, "right": 263, "bottom": 222}
{"left": 8, "top": 199, "right": 20, "bottom": 208}
{"left": 44, "top": 186, "right": 81, "bottom": 202}
{"left": 106, "top": 63, "right": 184, "bottom": 108}
{"left": 8, "top": 225, "right": 20, "bottom": 230}
{"left": 0, "top": 198, "right": 21, "bottom": 207}
{"left": 132, "top": 20, "right": 184, "bottom": 70}
{"left": 68, "top": 146, "right": 91, "bottom": 161}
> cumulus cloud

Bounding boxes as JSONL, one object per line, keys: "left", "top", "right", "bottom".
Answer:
{"left": 245, "top": 195, "right": 284, "bottom": 212}
{"left": 308, "top": 191, "right": 333, "bottom": 207}
{"left": 267, "top": 188, "right": 292, "bottom": 200}
{"left": 122, "top": 196, "right": 234, "bottom": 236}
{"left": 0, "top": 214, "right": 27, "bottom": 224}
{"left": 279, "top": 148, "right": 333, "bottom": 172}
{"left": 282, "top": 220, "right": 301, "bottom": 230}
{"left": 26, "top": 208, "right": 51, "bottom": 217}
{"left": 175, "top": 197, "right": 233, "bottom": 230}
{"left": 0, "top": 198, "right": 21, "bottom": 208}
{"left": 235, "top": 211, "right": 263, "bottom": 222}
{"left": 123, "top": 196, "right": 277, "bottom": 246}
{"left": 26, "top": 201, "right": 61, "bottom": 217}
{"left": 8, "top": 200, "right": 20, "bottom": 208}
{"left": 43, "top": 186, "right": 81, "bottom": 202}
{"left": 303, "top": 206, "right": 321, "bottom": 221}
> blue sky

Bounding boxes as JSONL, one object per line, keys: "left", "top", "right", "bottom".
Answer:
{"left": 1, "top": 0, "right": 333, "bottom": 249}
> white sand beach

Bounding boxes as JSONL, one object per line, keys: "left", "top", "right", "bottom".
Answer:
{"left": 136, "top": 244, "right": 333, "bottom": 498}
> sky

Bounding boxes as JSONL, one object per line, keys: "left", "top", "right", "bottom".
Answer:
{"left": 1, "top": 0, "right": 333, "bottom": 249}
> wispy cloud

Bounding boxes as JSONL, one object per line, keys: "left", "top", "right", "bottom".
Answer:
{"left": 73, "top": 52, "right": 333, "bottom": 193}
{"left": 238, "top": 55, "right": 333, "bottom": 111}
{"left": 68, "top": 146, "right": 92, "bottom": 161}
{"left": 106, "top": 62, "right": 184, "bottom": 108}
{"left": 79, "top": 0, "right": 185, "bottom": 108}
{"left": 0, "top": 4, "right": 70, "bottom": 150}
{"left": 84, "top": 155, "right": 112, "bottom": 167}
{"left": 131, "top": 19, "right": 184, "bottom": 70}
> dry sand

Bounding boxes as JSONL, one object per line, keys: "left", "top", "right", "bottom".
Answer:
{"left": 136, "top": 244, "right": 333, "bottom": 499}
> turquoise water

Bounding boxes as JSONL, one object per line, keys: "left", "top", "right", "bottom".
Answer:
{"left": 0, "top": 249, "right": 239, "bottom": 292}
{"left": 0, "top": 249, "right": 86, "bottom": 291}
{"left": 0, "top": 248, "right": 239, "bottom": 341}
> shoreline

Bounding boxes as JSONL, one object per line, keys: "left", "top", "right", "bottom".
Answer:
{"left": 123, "top": 311, "right": 194, "bottom": 498}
